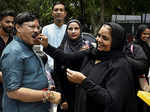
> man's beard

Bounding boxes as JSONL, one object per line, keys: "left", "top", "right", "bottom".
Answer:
{"left": 2, "top": 26, "right": 13, "bottom": 34}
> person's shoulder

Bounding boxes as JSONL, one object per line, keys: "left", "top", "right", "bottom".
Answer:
{"left": 126, "top": 41, "right": 145, "bottom": 55}
{"left": 112, "top": 56, "right": 129, "bottom": 69}
{"left": 42, "top": 24, "right": 55, "bottom": 34}
{"left": 1, "top": 41, "right": 22, "bottom": 60}
{"left": 43, "top": 24, "right": 53, "bottom": 29}
{"left": 58, "top": 24, "right": 67, "bottom": 30}
{"left": 5, "top": 40, "right": 23, "bottom": 53}
{"left": 63, "top": 24, "right": 67, "bottom": 27}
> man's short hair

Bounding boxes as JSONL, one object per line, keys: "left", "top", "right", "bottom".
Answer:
{"left": 15, "top": 12, "right": 38, "bottom": 25}
{"left": 52, "top": 1, "right": 66, "bottom": 10}
{"left": 0, "top": 10, "right": 16, "bottom": 21}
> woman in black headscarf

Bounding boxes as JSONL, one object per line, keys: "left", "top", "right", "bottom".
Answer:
{"left": 131, "top": 24, "right": 150, "bottom": 112}
{"left": 134, "top": 24, "right": 150, "bottom": 77}
{"left": 60, "top": 19, "right": 84, "bottom": 52}
{"left": 53, "top": 19, "right": 95, "bottom": 112}
{"left": 124, "top": 25, "right": 149, "bottom": 92}
{"left": 40, "top": 22, "right": 137, "bottom": 112}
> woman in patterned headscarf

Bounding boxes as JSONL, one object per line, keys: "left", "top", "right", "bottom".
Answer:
{"left": 53, "top": 19, "right": 95, "bottom": 112}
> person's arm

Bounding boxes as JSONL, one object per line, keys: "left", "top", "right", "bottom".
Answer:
{"left": 66, "top": 63, "right": 135, "bottom": 111}
{"left": 81, "top": 65, "right": 135, "bottom": 111}
{"left": 1, "top": 45, "right": 61, "bottom": 104}
{"left": 38, "top": 34, "right": 87, "bottom": 67}
{"left": 7, "top": 87, "right": 61, "bottom": 104}
{"left": 66, "top": 68, "right": 112, "bottom": 106}
{"left": 66, "top": 69, "right": 86, "bottom": 84}
{"left": 0, "top": 72, "right": 2, "bottom": 82}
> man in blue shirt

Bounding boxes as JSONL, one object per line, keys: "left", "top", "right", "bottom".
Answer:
{"left": 0, "top": 12, "right": 61, "bottom": 112}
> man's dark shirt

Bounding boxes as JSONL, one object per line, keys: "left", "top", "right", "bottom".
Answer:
{"left": 0, "top": 35, "right": 13, "bottom": 111}
{"left": 0, "top": 35, "right": 13, "bottom": 56}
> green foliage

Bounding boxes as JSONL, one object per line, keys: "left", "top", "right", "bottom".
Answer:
{"left": 38, "top": 0, "right": 53, "bottom": 26}
{"left": 0, "top": 0, "right": 28, "bottom": 13}
{"left": 0, "top": 0, "right": 150, "bottom": 33}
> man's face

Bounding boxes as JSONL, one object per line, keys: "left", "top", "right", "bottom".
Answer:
{"left": 16, "top": 19, "right": 41, "bottom": 45}
{"left": 0, "top": 16, "right": 14, "bottom": 34}
{"left": 52, "top": 4, "right": 66, "bottom": 22}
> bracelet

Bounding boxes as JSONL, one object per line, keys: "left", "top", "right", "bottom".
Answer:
{"left": 48, "top": 91, "right": 55, "bottom": 101}
{"left": 42, "top": 89, "right": 56, "bottom": 103}
{"left": 138, "top": 74, "right": 145, "bottom": 78}
{"left": 42, "top": 91, "right": 48, "bottom": 103}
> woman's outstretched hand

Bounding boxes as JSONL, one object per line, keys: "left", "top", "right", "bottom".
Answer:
{"left": 66, "top": 68, "right": 86, "bottom": 84}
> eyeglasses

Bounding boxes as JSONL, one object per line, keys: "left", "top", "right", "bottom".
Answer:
{"left": 23, "top": 24, "right": 41, "bottom": 30}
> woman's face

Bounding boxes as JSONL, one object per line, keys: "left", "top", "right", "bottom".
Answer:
{"left": 96, "top": 25, "right": 112, "bottom": 52}
{"left": 67, "top": 22, "right": 80, "bottom": 40}
{"left": 141, "top": 28, "right": 150, "bottom": 42}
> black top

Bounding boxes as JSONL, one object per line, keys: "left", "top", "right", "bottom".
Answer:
{"left": 53, "top": 32, "right": 96, "bottom": 112}
{"left": 133, "top": 24, "right": 150, "bottom": 76}
{"left": 134, "top": 40, "right": 150, "bottom": 76}
{"left": 0, "top": 35, "right": 13, "bottom": 56}
{"left": 0, "top": 35, "right": 13, "bottom": 111}
{"left": 44, "top": 45, "right": 137, "bottom": 112}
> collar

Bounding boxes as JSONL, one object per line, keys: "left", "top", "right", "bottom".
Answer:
{"left": 13, "top": 36, "right": 33, "bottom": 49}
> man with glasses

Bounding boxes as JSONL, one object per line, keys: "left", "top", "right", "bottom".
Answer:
{"left": 0, "top": 12, "right": 61, "bottom": 112}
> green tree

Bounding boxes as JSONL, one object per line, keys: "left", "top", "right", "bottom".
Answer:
{"left": 0, "top": 0, "right": 150, "bottom": 34}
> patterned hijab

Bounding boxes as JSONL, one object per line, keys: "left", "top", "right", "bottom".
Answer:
{"left": 59, "top": 19, "right": 83, "bottom": 52}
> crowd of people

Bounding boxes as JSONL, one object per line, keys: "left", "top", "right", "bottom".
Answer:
{"left": 0, "top": 1, "right": 150, "bottom": 112}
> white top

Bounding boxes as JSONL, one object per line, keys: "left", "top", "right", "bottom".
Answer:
{"left": 42, "top": 23, "right": 67, "bottom": 71}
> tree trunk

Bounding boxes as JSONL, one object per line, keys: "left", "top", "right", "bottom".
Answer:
{"left": 93, "top": 0, "right": 105, "bottom": 34}
{"left": 99, "top": 0, "right": 104, "bottom": 24}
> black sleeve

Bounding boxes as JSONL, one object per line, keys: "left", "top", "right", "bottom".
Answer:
{"left": 53, "top": 61, "right": 67, "bottom": 102}
{"left": 44, "top": 44, "right": 87, "bottom": 67}
{"left": 81, "top": 63, "right": 136, "bottom": 112}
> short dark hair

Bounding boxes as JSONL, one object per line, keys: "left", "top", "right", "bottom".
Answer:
{"left": 15, "top": 12, "right": 38, "bottom": 25}
{"left": 0, "top": 10, "right": 16, "bottom": 21}
{"left": 52, "top": 1, "right": 66, "bottom": 10}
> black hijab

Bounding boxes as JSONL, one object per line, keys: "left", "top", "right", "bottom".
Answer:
{"left": 90, "top": 22, "right": 126, "bottom": 61}
{"left": 59, "top": 19, "right": 83, "bottom": 52}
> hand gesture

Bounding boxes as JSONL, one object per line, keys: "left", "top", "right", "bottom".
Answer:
{"left": 66, "top": 68, "right": 86, "bottom": 84}
{"left": 47, "top": 91, "right": 61, "bottom": 104}
{"left": 36, "top": 34, "right": 48, "bottom": 48}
